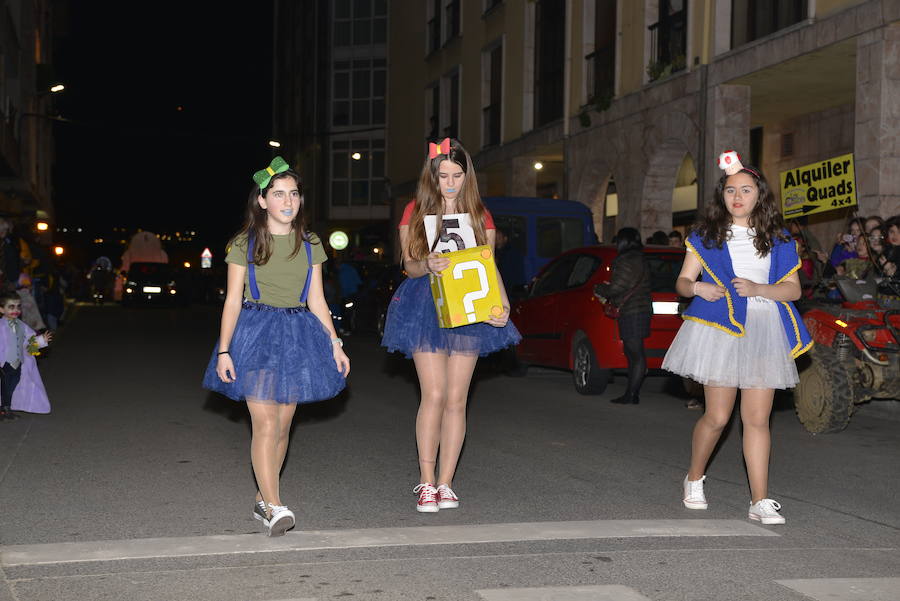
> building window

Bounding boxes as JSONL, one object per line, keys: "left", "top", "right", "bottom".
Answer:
{"left": 534, "top": 0, "right": 565, "bottom": 127}
{"left": 585, "top": 0, "right": 616, "bottom": 104}
{"left": 732, "top": 0, "right": 806, "bottom": 48}
{"left": 331, "top": 138, "right": 387, "bottom": 208}
{"left": 333, "top": 58, "right": 386, "bottom": 128}
{"left": 444, "top": 0, "right": 461, "bottom": 42}
{"left": 425, "top": 83, "right": 440, "bottom": 140}
{"left": 442, "top": 69, "right": 460, "bottom": 139}
{"left": 648, "top": 0, "right": 687, "bottom": 80}
{"left": 334, "top": 0, "right": 387, "bottom": 48}
{"left": 426, "top": 0, "right": 442, "bottom": 54}
{"left": 482, "top": 41, "right": 503, "bottom": 147}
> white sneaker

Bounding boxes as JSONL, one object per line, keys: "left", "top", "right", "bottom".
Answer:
{"left": 413, "top": 483, "right": 439, "bottom": 513}
{"left": 436, "top": 484, "right": 459, "bottom": 509}
{"left": 748, "top": 498, "right": 785, "bottom": 525}
{"left": 266, "top": 503, "right": 295, "bottom": 536}
{"left": 252, "top": 500, "right": 268, "bottom": 527}
{"left": 683, "top": 475, "right": 708, "bottom": 509}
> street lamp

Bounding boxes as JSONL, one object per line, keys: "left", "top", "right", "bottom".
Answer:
{"left": 49, "top": 84, "right": 65, "bottom": 93}
{"left": 268, "top": 140, "right": 281, "bottom": 148}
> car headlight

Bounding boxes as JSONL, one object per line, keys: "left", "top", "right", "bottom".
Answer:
{"left": 652, "top": 301, "right": 679, "bottom": 315}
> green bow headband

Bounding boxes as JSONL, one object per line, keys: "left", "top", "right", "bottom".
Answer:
{"left": 252, "top": 156, "right": 289, "bottom": 190}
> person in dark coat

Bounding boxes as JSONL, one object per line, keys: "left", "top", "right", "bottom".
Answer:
{"left": 594, "top": 227, "right": 652, "bottom": 404}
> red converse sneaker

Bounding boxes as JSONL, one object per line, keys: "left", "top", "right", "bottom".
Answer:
{"left": 413, "top": 483, "right": 438, "bottom": 513}
{"left": 436, "top": 484, "right": 459, "bottom": 509}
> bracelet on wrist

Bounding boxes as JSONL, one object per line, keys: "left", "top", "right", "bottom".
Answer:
{"left": 217, "top": 350, "right": 230, "bottom": 356}
{"left": 692, "top": 281, "right": 700, "bottom": 296}
{"left": 331, "top": 337, "right": 344, "bottom": 348}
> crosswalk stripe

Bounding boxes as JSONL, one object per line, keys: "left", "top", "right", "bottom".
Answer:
{"left": 776, "top": 578, "right": 900, "bottom": 601}
{"left": 477, "top": 585, "right": 652, "bottom": 600}
{"left": 0, "top": 519, "right": 776, "bottom": 567}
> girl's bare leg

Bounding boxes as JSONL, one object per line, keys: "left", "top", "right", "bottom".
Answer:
{"left": 437, "top": 353, "right": 478, "bottom": 486}
{"left": 247, "top": 400, "right": 297, "bottom": 512}
{"left": 412, "top": 352, "right": 449, "bottom": 483}
{"left": 687, "top": 386, "right": 738, "bottom": 480}
{"left": 739, "top": 388, "right": 775, "bottom": 503}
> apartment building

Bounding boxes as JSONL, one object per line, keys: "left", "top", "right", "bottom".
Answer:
{"left": 387, "top": 0, "right": 899, "bottom": 244}
{"left": 0, "top": 0, "right": 56, "bottom": 220}
{"left": 273, "top": 0, "right": 389, "bottom": 241}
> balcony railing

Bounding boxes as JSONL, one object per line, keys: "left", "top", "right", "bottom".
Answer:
{"left": 647, "top": 8, "right": 687, "bottom": 81}
{"left": 585, "top": 44, "right": 615, "bottom": 105}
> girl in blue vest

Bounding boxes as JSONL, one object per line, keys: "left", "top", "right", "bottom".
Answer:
{"left": 203, "top": 157, "right": 349, "bottom": 536}
{"left": 382, "top": 138, "right": 520, "bottom": 513}
{"left": 663, "top": 151, "right": 812, "bottom": 525}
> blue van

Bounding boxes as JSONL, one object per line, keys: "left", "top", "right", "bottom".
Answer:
{"left": 482, "top": 196, "right": 597, "bottom": 283}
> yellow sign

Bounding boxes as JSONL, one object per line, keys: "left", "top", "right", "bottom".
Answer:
{"left": 430, "top": 245, "right": 505, "bottom": 328}
{"left": 780, "top": 153, "right": 856, "bottom": 219}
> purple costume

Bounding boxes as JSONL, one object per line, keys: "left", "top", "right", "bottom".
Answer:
{"left": 0, "top": 319, "right": 50, "bottom": 414}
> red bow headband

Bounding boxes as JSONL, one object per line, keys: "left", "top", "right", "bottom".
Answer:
{"left": 429, "top": 138, "right": 451, "bottom": 159}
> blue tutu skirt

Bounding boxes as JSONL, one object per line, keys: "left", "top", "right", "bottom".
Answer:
{"left": 381, "top": 275, "right": 521, "bottom": 358}
{"left": 202, "top": 301, "right": 346, "bottom": 404}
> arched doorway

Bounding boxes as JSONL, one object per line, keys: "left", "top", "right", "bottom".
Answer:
{"left": 590, "top": 173, "right": 618, "bottom": 243}
{"left": 672, "top": 154, "right": 697, "bottom": 237}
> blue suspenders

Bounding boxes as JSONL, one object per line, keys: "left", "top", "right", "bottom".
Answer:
{"left": 246, "top": 236, "right": 314, "bottom": 305}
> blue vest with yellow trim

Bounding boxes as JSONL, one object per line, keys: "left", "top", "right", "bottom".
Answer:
{"left": 682, "top": 230, "right": 813, "bottom": 358}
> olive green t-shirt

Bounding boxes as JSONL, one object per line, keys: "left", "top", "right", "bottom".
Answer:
{"left": 225, "top": 232, "right": 327, "bottom": 307}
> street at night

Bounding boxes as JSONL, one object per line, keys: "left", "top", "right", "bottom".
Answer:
{"left": 1, "top": 304, "right": 898, "bottom": 600}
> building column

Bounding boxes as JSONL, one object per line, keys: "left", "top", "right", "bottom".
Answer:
{"left": 505, "top": 157, "right": 537, "bottom": 197}
{"left": 854, "top": 24, "right": 900, "bottom": 219}
{"left": 702, "top": 83, "right": 751, "bottom": 208}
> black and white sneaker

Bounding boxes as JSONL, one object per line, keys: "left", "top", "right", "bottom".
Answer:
{"left": 252, "top": 500, "right": 268, "bottom": 527}
{"left": 266, "top": 503, "right": 295, "bottom": 537}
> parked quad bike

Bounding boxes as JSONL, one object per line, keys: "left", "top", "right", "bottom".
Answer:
{"left": 794, "top": 276, "right": 900, "bottom": 434}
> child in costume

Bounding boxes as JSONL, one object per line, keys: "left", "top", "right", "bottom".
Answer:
{"left": 202, "top": 157, "right": 350, "bottom": 536}
{"left": 662, "top": 151, "right": 811, "bottom": 525}
{"left": 0, "top": 291, "right": 52, "bottom": 420}
{"left": 382, "top": 138, "right": 521, "bottom": 513}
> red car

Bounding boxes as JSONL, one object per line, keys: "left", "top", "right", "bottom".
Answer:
{"left": 511, "top": 245, "right": 686, "bottom": 394}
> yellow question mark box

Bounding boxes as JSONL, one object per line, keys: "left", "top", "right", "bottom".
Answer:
{"left": 430, "top": 245, "right": 505, "bottom": 328}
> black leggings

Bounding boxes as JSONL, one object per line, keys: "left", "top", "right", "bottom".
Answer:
{"left": 621, "top": 337, "right": 647, "bottom": 398}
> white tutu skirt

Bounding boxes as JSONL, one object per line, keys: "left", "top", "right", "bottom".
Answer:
{"left": 662, "top": 299, "right": 799, "bottom": 389}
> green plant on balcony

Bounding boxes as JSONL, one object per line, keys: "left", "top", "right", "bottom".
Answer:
{"left": 646, "top": 54, "right": 686, "bottom": 82}
{"left": 578, "top": 87, "right": 615, "bottom": 128}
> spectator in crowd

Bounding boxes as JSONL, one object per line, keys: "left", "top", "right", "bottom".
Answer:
{"left": 864, "top": 215, "right": 885, "bottom": 235}
{"left": 828, "top": 217, "right": 864, "bottom": 268}
{"left": 879, "top": 215, "right": 899, "bottom": 277}
{"left": 648, "top": 230, "right": 670, "bottom": 245}
{"left": 594, "top": 227, "right": 652, "bottom": 405}
{"left": 668, "top": 230, "right": 684, "bottom": 247}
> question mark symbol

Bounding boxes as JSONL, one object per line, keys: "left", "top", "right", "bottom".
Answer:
{"left": 453, "top": 260, "right": 489, "bottom": 323}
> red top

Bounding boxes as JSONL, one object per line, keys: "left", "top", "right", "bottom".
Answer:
{"left": 398, "top": 200, "right": 495, "bottom": 229}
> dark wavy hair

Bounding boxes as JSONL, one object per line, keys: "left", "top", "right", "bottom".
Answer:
{"left": 407, "top": 138, "right": 487, "bottom": 261}
{"left": 694, "top": 167, "right": 789, "bottom": 256}
{"left": 229, "top": 170, "right": 311, "bottom": 266}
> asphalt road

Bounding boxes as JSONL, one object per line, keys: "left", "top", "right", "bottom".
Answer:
{"left": 1, "top": 303, "right": 898, "bottom": 601}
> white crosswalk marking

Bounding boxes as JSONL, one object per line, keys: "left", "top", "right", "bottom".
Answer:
{"left": 477, "top": 585, "right": 652, "bottom": 600}
{"left": 0, "top": 519, "right": 776, "bottom": 567}
{"left": 776, "top": 578, "right": 900, "bottom": 601}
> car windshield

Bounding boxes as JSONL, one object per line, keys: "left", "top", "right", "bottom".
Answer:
{"left": 129, "top": 263, "right": 171, "bottom": 278}
{"left": 646, "top": 253, "right": 683, "bottom": 293}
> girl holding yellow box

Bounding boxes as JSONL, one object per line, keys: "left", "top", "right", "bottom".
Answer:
{"left": 382, "top": 138, "right": 520, "bottom": 513}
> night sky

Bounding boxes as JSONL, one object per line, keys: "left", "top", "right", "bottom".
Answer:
{"left": 52, "top": 2, "right": 274, "bottom": 252}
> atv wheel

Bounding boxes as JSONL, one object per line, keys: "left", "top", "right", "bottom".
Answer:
{"left": 794, "top": 344, "right": 854, "bottom": 434}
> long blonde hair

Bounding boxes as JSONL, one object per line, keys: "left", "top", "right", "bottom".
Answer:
{"left": 407, "top": 138, "right": 487, "bottom": 260}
